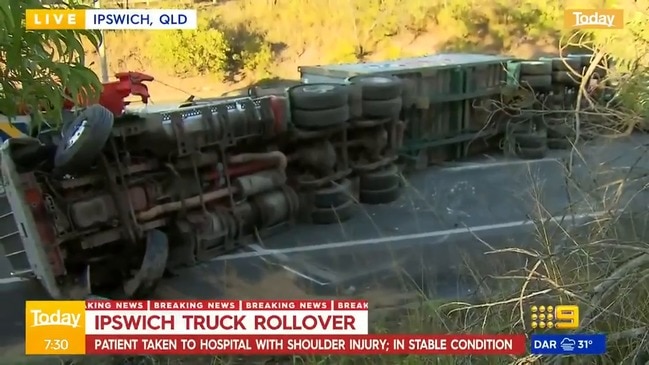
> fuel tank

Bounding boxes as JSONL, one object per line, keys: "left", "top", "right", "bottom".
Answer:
{"left": 119, "top": 96, "right": 285, "bottom": 156}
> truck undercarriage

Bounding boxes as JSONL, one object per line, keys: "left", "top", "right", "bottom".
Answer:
{"left": 0, "top": 72, "right": 404, "bottom": 299}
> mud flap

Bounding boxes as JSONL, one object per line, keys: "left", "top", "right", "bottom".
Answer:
{"left": 123, "top": 229, "right": 169, "bottom": 298}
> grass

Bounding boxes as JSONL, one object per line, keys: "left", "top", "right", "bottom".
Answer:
{"left": 90, "top": 0, "right": 571, "bottom": 96}
{"left": 12, "top": 128, "right": 649, "bottom": 365}
{"left": 87, "top": 0, "right": 649, "bottom": 104}
{"left": 10, "top": 1, "right": 649, "bottom": 364}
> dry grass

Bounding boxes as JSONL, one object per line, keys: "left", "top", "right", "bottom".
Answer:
{"left": 13, "top": 2, "right": 649, "bottom": 364}
{"left": 13, "top": 121, "right": 649, "bottom": 364}
{"left": 89, "top": 0, "right": 649, "bottom": 104}
{"left": 87, "top": 0, "right": 572, "bottom": 102}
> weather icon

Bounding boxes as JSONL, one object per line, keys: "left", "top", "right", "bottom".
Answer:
{"left": 561, "top": 338, "right": 576, "bottom": 351}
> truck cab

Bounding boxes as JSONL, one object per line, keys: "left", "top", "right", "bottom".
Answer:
{"left": 0, "top": 138, "right": 64, "bottom": 297}
{"left": 0, "top": 84, "right": 293, "bottom": 300}
{"left": 0, "top": 114, "right": 41, "bottom": 286}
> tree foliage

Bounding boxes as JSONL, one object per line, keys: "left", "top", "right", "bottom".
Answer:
{"left": 0, "top": 0, "right": 103, "bottom": 125}
{"left": 149, "top": 15, "right": 275, "bottom": 80}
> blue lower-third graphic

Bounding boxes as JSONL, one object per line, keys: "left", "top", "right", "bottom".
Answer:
{"left": 530, "top": 334, "right": 606, "bottom": 355}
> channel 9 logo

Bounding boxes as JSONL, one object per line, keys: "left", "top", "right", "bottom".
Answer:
{"left": 530, "top": 305, "right": 579, "bottom": 330}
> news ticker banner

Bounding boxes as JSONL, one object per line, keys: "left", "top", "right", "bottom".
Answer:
{"left": 26, "top": 300, "right": 528, "bottom": 356}
{"left": 25, "top": 9, "right": 198, "bottom": 30}
{"left": 25, "top": 300, "right": 605, "bottom": 356}
{"left": 27, "top": 299, "right": 369, "bottom": 355}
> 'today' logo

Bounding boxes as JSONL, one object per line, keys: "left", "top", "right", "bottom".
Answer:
{"left": 564, "top": 9, "right": 624, "bottom": 29}
{"left": 25, "top": 301, "right": 86, "bottom": 355}
{"left": 30, "top": 309, "right": 81, "bottom": 328}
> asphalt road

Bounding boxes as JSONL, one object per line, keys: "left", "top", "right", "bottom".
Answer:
{"left": 2, "top": 135, "right": 649, "bottom": 356}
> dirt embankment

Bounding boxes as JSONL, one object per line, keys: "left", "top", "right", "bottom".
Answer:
{"left": 83, "top": 1, "right": 561, "bottom": 103}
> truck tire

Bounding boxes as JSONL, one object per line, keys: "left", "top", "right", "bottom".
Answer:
{"left": 515, "top": 145, "right": 547, "bottom": 160}
{"left": 520, "top": 75, "right": 552, "bottom": 89}
{"left": 348, "top": 75, "right": 403, "bottom": 100}
{"left": 540, "top": 57, "right": 582, "bottom": 72}
{"left": 360, "top": 164, "right": 400, "bottom": 191}
{"left": 519, "top": 61, "right": 552, "bottom": 75}
{"left": 547, "top": 124, "right": 575, "bottom": 139}
{"left": 289, "top": 84, "right": 349, "bottom": 110}
{"left": 311, "top": 200, "right": 355, "bottom": 224}
{"left": 123, "top": 229, "right": 169, "bottom": 299}
{"left": 359, "top": 183, "right": 401, "bottom": 205}
{"left": 314, "top": 179, "right": 352, "bottom": 208}
{"left": 292, "top": 105, "right": 350, "bottom": 129}
{"left": 547, "top": 138, "right": 573, "bottom": 150}
{"left": 552, "top": 71, "right": 580, "bottom": 86}
{"left": 567, "top": 54, "right": 592, "bottom": 69}
{"left": 361, "top": 97, "right": 403, "bottom": 119}
{"left": 513, "top": 133, "right": 546, "bottom": 148}
{"left": 54, "top": 104, "right": 114, "bottom": 175}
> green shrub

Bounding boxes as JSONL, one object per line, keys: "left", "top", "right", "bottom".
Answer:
{"left": 150, "top": 17, "right": 231, "bottom": 78}
{"left": 226, "top": 27, "right": 275, "bottom": 80}
{"left": 1, "top": 1, "right": 102, "bottom": 125}
{"left": 238, "top": 41, "right": 274, "bottom": 79}
{"left": 565, "top": 9, "right": 649, "bottom": 126}
{"left": 325, "top": 41, "right": 361, "bottom": 64}
{"left": 149, "top": 13, "right": 277, "bottom": 80}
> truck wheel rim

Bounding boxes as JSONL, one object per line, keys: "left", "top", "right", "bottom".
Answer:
{"left": 66, "top": 119, "right": 87, "bottom": 149}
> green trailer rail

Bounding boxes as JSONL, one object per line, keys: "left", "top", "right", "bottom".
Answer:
{"left": 299, "top": 53, "right": 515, "bottom": 167}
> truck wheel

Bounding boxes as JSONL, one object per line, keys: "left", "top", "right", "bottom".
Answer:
{"left": 520, "top": 75, "right": 552, "bottom": 89}
{"left": 314, "top": 179, "right": 352, "bottom": 208}
{"left": 361, "top": 97, "right": 403, "bottom": 119}
{"left": 311, "top": 200, "right": 355, "bottom": 224}
{"left": 360, "top": 164, "right": 400, "bottom": 191}
{"left": 519, "top": 61, "right": 552, "bottom": 75}
{"left": 289, "top": 84, "right": 349, "bottom": 110}
{"left": 359, "top": 183, "right": 401, "bottom": 205}
{"left": 552, "top": 71, "right": 580, "bottom": 86}
{"left": 547, "top": 124, "right": 575, "bottom": 139}
{"left": 54, "top": 104, "right": 114, "bottom": 174}
{"left": 547, "top": 138, "right": 573, "bottom": 150}
{"left": 292, "top": 105, "right": 350, "bottom": 129}
{"left": 540, "top": 57, "right": 581, "bottom": 72}
{"left": 515, "top": 146, "right": 547, "bottom": 160}
{"left": 123, "top": 229, "right": 169, "bottom": 299}
{"left": 513, "top": 133, "right": 546, "bottom": 148}
{"left": 348, "top": 75, "right": 403, "bottom": 100}
{"left": 567, "top": 54, "right": 592, "bottom": 69}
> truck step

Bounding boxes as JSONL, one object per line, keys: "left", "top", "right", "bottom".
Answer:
{"left": 0, "top": 231, "right": 19, "bottom": 240}
{"left": 11, "top": 268, "right": 34, "bottom": 278}
{"left": 5, "top": 248, "right": 25, "bottom": 257}
{"left": 0, "top": 194, "right": 31, "bottom": 276}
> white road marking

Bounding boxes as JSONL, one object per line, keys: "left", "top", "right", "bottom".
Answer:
{"left": 442, "top": 157, "right": 557, "bottom": 171}
{"left": 248, "top": 245, "right": 329, "bottom": 286}
{"left": 213, "top": 210, "right": 614, "bottom": 260}
{"left": 0, "top": 210, "right": 616, "bottom": 287}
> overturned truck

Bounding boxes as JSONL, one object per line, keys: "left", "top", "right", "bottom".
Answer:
{"left": 0, "top": 72, "right": 404, "bottom": 299}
